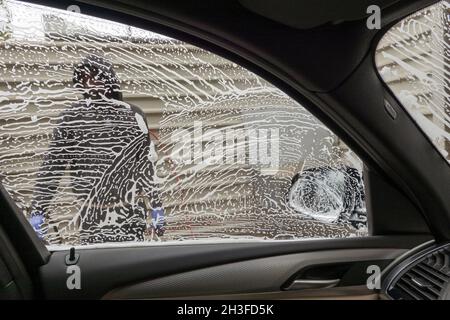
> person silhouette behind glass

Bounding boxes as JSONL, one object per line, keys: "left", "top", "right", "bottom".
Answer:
{"left": 30, "top": 55, "right": 165, "bottom": 244}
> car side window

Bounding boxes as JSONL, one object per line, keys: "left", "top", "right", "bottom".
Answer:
{"left": 0, "top": 0, "right": 367, "bottom": 247}
{"left": 376, "top": 1, "right": 450, "bottom": 163}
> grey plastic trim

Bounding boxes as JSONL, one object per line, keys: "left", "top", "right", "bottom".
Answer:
{"left": 157, "top": 285, "right": 379, "bottom": 300}
{"left": 103, "top": 248, "right": 406, "bottom": 299}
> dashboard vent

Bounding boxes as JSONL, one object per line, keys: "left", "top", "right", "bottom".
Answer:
{"left": 388, "top": 247, "right": 450, "bottom": 300}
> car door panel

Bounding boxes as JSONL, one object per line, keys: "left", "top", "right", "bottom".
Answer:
{"left": 102, "top": 248, "right": 404, "bottom": 299}
{"left": 39, "top": 236, "right": 430, "bottom": 299}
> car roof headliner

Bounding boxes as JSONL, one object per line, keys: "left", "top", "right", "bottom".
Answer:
{"left": 239, "top": 0, "right": 401, "bottom": 29}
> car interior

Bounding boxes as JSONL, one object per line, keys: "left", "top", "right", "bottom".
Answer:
{"left": 0, "top": 0, "right": 449, "bottom": 300}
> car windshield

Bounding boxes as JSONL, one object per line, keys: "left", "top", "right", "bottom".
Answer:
{"left": 375, "top": 1, "right": 450, "bottom": 163}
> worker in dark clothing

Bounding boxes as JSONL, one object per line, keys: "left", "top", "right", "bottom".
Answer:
{"left": 29, "top": 55, "right": 165, "bottom": 244}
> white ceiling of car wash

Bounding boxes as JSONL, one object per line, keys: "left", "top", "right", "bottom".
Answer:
{"left": 239, "top": 0, "right": 401, "bottom": 29}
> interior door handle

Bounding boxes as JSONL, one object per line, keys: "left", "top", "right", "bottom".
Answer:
{"left": 284, "top": 278, "right": 340, "bottom": 291}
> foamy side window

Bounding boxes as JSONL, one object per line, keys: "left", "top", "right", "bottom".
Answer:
{"left": 0, "top": 0, "right": 367, "bottom": 247}
{"left": 376, "top": 1, "right": 450, "bottom": 163}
